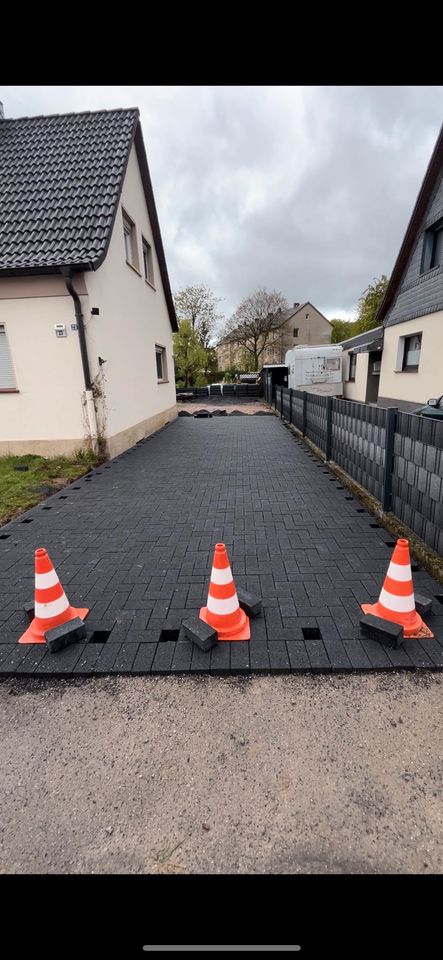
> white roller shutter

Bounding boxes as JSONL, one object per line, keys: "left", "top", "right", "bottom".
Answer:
{"left": 0, "top": 324, "right": 17, "bottom": 389}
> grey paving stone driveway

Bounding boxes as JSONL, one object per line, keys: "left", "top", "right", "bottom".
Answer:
{"left": 1, "top": 415, "right": 442, "bottom": 677}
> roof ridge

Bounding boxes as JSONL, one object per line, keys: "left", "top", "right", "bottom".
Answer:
{"left": 0, "top": 107, "right": 140, "bottom": 123}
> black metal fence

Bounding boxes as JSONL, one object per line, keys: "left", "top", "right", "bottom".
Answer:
{"left": 275, "top": 386, "right": 443, "bottom": 555}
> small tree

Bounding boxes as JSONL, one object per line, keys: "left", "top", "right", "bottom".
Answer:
{"left": 173, "top": 320, "right": 207, "bottom": 388}
{"left": 330, "top": 318, "right": 357, "bottom": 344}
{"left": 354, "top": 274, "right": 389, "bottom": 334}
{"left": 174, "top": 284, "right": 224, "bottom": 349}
{"left": 221, "top": 287, "right": 289, "bottom": 371}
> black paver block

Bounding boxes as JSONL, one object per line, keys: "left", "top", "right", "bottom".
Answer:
{"left": 269, "top": 641, "right": 290, "bottom": 674}
{"left": 23, "top": 601, "right": 34, "bottom": 623}
{"left": 414, "top": 594, "right": 433, "bottom": 618}
{"left": 151, "top": 643, "right": 175, "bottom": 674}
{"left": 190, "top": 644, "right": 212, "bottom": 674}
{"left": 34, "top": 643, "right": 86, "bottom": 674}
{"left": 237, "top": 587, "right": 262, "bottom": 618}
{"left": 170, "top": 641, "right": 192, "bottom": 674}
{"left": 401, "top": 640, "right": 435, "bottom": 669}
{"left": 359, "top": 613, "right": 403, "bottom": 649}
{"left": 92, "top": 643, "right": 123, "bottom": 673}
{"left": 210, "top": 643, "right": 230, "bottom": 675}
{"left": 359, "top": 637, "right": 392, "bottom": 669}
{"left": 286, "top": 641, "right": 310, "bottom": 672}
{"left": 385, "top": 645, "right": 415, "bottom": 670}
{"left": 132, "top": 644, "right": 158, "bottom": 674}
{"left": 323, "top": 638, "right": 353, "bottom": 671}
{"left": 15, "top": 645, "right": 48, "bottom": 674}
{"left": 306, "top": 638, "right": 331, "bottom": 673}
{"left": 178, "top": 616, "right": 218, "bottom": 652}
{"left": 45, "top": 617, "right": 87, "bottom": 654}
{"left": 342, "top": 639, "right": 372, "bottom": 670}
{"left": 415, "top": 639, "right": 443, "bottom": 669}
{"left": 230, "top": 642, "right": 251, "bottom": 675}
{"left": 110, "top": 643, "right": 139, "bottom": 673}
{"left": 0, "top": 645, "right": 31, "bottom": 674}
{"left": 73, "top": 644, "right": 103, "bottom": 673}
{"left": 249, "top": 641, "right": 270, "bottom": 673}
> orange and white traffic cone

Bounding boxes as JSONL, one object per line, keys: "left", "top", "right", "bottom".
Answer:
{"left": 18, "top": 547, "right": 89, "bottom": 644}
{"left": 199, "top": 542, "right": 250, "bottom": 641}
{"left": 361, "top": 537, "right": 433, "bottom": 639}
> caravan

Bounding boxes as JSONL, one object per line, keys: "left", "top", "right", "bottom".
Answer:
{"left": 285, "top": 344, "right": 343, "bottom": 397}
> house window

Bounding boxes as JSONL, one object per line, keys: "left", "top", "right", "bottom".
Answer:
{"left": 0, "top": 324, "right": 17, "bottom": 390}
{"left": 155, "top": 345, "right": 167, "bottom": 382}
{"left": 293, "top": 328, "right": 299, "bottom": 338}
{"left": 421, "top": 218, "right": 443, "bottom": 273}
{"left": 348, "top": 353, "right": 357, "bottom": 381}
{"left": 142, "top": 238, "right": 154, "bottom": 286}
{"left": 402, "top": 333, "right": 422, "bottom": 371}
{"left": 122, "top": 210, "right": 139, "bottom": 271}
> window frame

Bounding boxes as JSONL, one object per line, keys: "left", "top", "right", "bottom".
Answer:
{"left": 142, "top": 236, "right": 155, "bottom": 287}
{"left": 155, "top": 344, "right": 168, "bottom": 383}
{"left": 402, "top": 332, "right": 422, "bottom": 372}
{"left": 293, "top": 327, "right": 299, "bottom": 338}
{"left": 122, "top": 208, "right": 140, "bottom": 273}
{"left": 0, "top": 322, "right": 18, "bottom": 392}
{"left": 421, "top": 216, "right": 443, "bottom": 273}
{"left": 348, "top": 353, "right": 357, "bottom": 382}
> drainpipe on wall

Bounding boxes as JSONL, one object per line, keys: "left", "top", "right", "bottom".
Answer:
{"left": 61, "top": 269, "right": 98, "bottom": 447}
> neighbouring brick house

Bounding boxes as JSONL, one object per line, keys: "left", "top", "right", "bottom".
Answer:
{"left": 216, "top": 300, "right": 332, "bottom": 371}
{"left": 375, "top": 122, "right": 443, "bottom": 412}
{"left": 0, "top": 105, "right": 178, "bottom": 458}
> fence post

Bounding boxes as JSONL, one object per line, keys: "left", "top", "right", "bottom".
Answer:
{"left": 382, "top": 407, "right": 397, "bottom": 513}
{"left": 326, "top": 396, "right": 333, "bottom": 461}
{"left": 280, "top": 387, "right": 284, "bottom": 418}
{"left": 302, "top": 391, "right": 307, "bottom": 437}
{"left": 274, "top": 387, "right": 277, "bottom": 411}
{"left": 289, "top": 388, "right": 293, "bottom": 425}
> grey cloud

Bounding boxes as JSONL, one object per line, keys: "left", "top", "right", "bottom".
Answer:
{"left": 2, "top": 85, "right": 442, "bottom": 321}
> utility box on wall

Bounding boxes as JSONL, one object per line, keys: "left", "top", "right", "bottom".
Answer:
{"left": 55, "top": 324, "right": 67, "bottom": 338}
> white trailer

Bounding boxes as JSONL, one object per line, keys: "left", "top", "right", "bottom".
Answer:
{"left": 285, "top": 344, "right": 343, "bottom": 396}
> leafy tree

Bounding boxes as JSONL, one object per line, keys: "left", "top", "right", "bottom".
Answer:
{"left": 173, "top": 320, "right": 207, "bottom": 388}
{"left": 221, "top": 287, "right": 289, "bottom": 371}
{"left": 330, "top": 275, "right": 389, "bottom": 343}
{"left": 174, "top": 284, "right": 224, "bottom": 349}
{"left": 330, "top": 318, "right": 357, "bottom": 344}
{"left": 354, "top": 274, "right": 389, "bottom": 334}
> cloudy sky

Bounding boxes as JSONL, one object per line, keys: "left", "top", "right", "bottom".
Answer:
{"left": 2, "top": 86, "right": 442, "bottom": 326}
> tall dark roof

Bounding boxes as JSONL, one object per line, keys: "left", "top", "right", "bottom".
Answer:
{"left": 376, "top": 123, "right": 443, "bottom": 328}
{"left": 0, "top": 107, "right": 178, "bottom": 330}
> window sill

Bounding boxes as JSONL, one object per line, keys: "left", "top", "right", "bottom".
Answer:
{"left": 157, "top": 379, "right": 169, "bottom": 384}
{"left": 346, "top": 379, "right": 356, "bottom": 383}
{"left": 0, "top": 388, "right": 19, "bottom": 393}
{"left": 145, "top": 279, "right": 156, "bottom": 291}
{"left": 398, "top": 367, "right": 419, "bottom": 373}
{"left": 126, "top": 260, "right": 142, "bottom": 277}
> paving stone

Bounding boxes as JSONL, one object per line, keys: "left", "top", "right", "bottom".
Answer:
{"left": 268, "top": 641, "right": 290, "bottom": 674}
{"left": 306, "top": 639, "right": 331, "bottom": 672}
{"left": 0, "top": 645, "right": 32, "bottom": 674}
{"left": 210, "top": 643, "right": 230, "bottom": 675}
{"left": 249, "top": 641, "right": 270, "bottom": 673}
{"left": 230, "top": 642, "right": 251, "bottom": 675}
{"left": 359, "top": 614, "right": 404, "bottom": 649}
{"left": 286, "top": 641, "right": 310, "bottom": 672}
{"left": 178, "top": 617, "right": 217, "bottom": 652}
{"left": 132, "top": 644, "right": 158, "bottom": 673}
{"left": 170, "top": 641, "right": 192, "bottom": 674}
{"left": 1, "top": 416, "right": 442, "bottom": 678}
{"left": 151, "top": 642, "right": 175, "bottom": 674}
{"left": 45, "top": 617, "right": 87, "bottom": 653}
{"left": 34, "top": 643, "right": 86, "bottom": 674}
{"left": 190, "top": 644, "right": 212, "bottom": 674}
